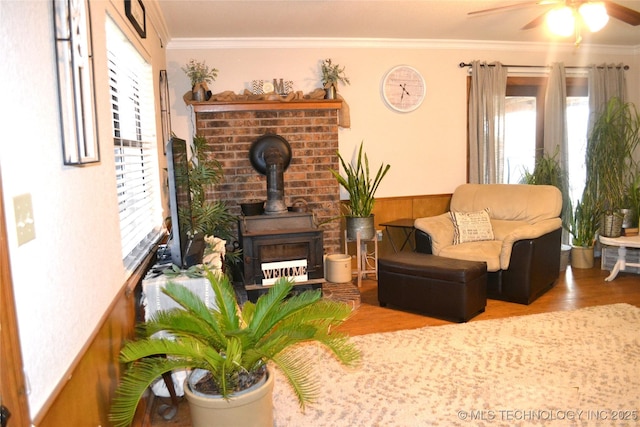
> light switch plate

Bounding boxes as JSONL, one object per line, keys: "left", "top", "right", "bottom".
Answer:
{"left": 14, "top": 193, "right": 36, "bottom": 246}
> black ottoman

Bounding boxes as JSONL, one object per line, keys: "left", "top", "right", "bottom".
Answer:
{"left": 378, "top": 253, "right": 487, "bottom": 322}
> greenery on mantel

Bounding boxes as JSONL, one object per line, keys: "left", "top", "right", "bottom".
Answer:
{"left": 321, "top": 58, "right": 350, "bottom": 89}
{"left": 182, "top": 59, "right": 218, "bottom": 87}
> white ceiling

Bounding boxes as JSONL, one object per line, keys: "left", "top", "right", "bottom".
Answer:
{"left": 157, "top": 0, "right": 640, "bottom": 46}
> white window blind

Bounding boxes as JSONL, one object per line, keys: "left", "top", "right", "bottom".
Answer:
{"left": 106, "top": 18, "right": 162, "bottom": 271}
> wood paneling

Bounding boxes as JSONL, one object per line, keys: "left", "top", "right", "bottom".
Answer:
{"left": 1, "top": 174, "right": 30, "bottom": 427}
{"left": 34, "top": 256, "right": 155, "bottom": 427}
{"left": 412, "top": 194, "right": 451, "bottom": 218}
{"left": 370, "top": 194, "right": 452, "bottom": 257}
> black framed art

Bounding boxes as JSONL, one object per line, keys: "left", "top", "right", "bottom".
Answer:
{"left": 125, "top": 0, "right": 146, "bottom": 39}
{"left": 53, "top": 0, "right": 100, "bottom": 165}
{"left": 159, "top": 70, "right": 172, "bottom": 153}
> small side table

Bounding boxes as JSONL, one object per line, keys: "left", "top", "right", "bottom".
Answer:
{"left": 345, "top": 231, "right": 378, "bottom": 287}
{"left": 598, "top": 235, "right": 640, "bottom": 281}
{"left": 380, "top": 218, "right": 416, "bottom": 253}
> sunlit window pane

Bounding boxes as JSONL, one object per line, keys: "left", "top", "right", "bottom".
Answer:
{"left": 504, "top": 97, "right": 536, "bottom": 183}
{"left": 504, "top": 95, "right": 588, "bottom": 199}
{"left": 566, "top": 97, "right": 589, "bottom": 204}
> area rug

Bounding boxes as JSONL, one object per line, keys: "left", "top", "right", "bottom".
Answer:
{"left": 272, "top": 304, "right": 640, "bottom": 426}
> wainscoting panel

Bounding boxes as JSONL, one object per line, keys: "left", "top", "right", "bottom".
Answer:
{"left": 34, "top": 258, "right": 153, "bottom": 427}
{"left": 353, "top": 193, "right": 452, "bottom": 257}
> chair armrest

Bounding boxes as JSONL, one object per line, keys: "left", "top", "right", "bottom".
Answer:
{"left": 414, "top": 213, "right": 454, "bottom": 255}
{"left": 415, "top": 229, "right": 433, "bottom": 254}
{"left": 499, "top": 218, "right": 562, "bottom": 269}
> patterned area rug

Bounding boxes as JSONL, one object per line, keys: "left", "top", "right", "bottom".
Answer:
{"left": 272, "top": 304, "right": 640, "bottom": 426}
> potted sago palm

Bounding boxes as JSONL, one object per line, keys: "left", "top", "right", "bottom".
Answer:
{"left": 109, "top": 271, "right": 360, "bottom": 427}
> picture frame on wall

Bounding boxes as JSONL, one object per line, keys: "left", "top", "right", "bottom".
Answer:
{"left": 125, "top": 0, "right": 146, "bottom": 39}
{"left": 53, "top": 0, "right": 100, "bottom": 165}
{"left": 159, "top": 70, "right": 171, "bottom": 153}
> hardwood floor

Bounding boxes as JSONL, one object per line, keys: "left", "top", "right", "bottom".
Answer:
{"left": 144, "top": 261, "right": 639, "bottom": 427}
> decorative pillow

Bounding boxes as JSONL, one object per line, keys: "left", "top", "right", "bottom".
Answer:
{"left": 450, "top": 208, "right": 494, "bottom": 244}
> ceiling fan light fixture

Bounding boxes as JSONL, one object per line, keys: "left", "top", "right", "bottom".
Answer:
{"left": 579, "top": 2, "right": 609, "bottom": 32}
{"left": 546, "top": 6, "right": 575, "bottom": 37}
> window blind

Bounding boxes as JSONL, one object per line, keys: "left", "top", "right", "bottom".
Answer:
{"left": 106, "top": 18, "right": 162, "bottom": 271}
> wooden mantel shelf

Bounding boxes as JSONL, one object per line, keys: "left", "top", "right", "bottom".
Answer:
{"left": 191, "top": 99, "right": 342, "bottom": 113}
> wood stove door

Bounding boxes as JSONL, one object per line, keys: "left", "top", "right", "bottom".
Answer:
{"left": 242, "top": 230, "right": 324, "bottom": 286}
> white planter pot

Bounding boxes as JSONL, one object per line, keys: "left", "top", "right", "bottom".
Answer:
{"left": 325, "top": 253, "right": 352, "bottom": 283}
{"left": 184, "top": 368, "right": 274, "bottom": 427}
{"left": 571, "top": 246, "right": 594, "bottom": 269}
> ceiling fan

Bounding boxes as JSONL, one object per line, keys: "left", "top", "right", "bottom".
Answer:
{"left": 468, "top": 1, "right": 640, "bottom": 44}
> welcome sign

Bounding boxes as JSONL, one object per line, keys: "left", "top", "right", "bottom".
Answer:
{"left": 261, "top": 259, "right": 308, "bottom": 285}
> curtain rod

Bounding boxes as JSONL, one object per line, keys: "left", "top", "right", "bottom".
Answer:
{"left": 459, "top": 62, "right": 629, "bottom": 70}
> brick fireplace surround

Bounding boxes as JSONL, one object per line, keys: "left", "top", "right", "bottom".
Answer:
{"left": 192, "top": 99, "right": 343, "bottom": 255}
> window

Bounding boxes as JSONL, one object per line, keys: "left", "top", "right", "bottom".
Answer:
{"left": 106, "top": 18, "right": 162, "bottom": 271}
{"left": 503, "top": 76, "right": 588, "bottom": 204}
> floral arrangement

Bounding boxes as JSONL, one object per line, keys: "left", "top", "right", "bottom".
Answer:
{"left": 321, "top": 58, "right": 350, "bottom": 89}
{"left": 181, "top": 59, "right": 219, "bottom": 87}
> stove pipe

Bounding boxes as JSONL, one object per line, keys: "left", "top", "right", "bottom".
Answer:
{"left": 264, "top": 146, "right": 287, "bottom": 214}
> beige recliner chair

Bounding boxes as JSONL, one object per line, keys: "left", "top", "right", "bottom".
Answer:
{"left": 414, "top": 184, "right": 563, "bottom": 304}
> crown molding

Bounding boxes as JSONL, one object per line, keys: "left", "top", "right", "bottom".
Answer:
{"left": 143, "top": 0, "right": 170, "bottom": 47}
{"left": 166, "top": 36, "right": 639, "bottom": 55}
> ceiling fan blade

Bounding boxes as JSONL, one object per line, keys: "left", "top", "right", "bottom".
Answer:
{"left": 521, "top": 11, "right": 548, "bottom": 29}
{"left": 467, "top": 0, "right": 557, "bottom": 16}
{"left": 605, "top": 1, "right": 640, "bottom": 26}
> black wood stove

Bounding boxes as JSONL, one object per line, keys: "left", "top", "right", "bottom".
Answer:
{"left": 238, "top": 134, "right": 324, "bottom": 300}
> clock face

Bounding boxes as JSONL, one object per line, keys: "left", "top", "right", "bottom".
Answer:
{"left": 381, "top": 65, "right": 426, "bottom": 113}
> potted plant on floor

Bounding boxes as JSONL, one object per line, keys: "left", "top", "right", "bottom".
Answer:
{"left": 330, "top": 141, "right": 390, "bottom": 241}
{"left": 520, "top": 147, "right": 571, "bottom": 222}
{"left": 565, "top": 192, "right": 600, "bottom": 269}
{"left": 584, "top": 97, "right": 640, "bottom": 237}
{"left": 174, "top": 135, "right": 240, "bottom": 270}
{"left": 520, "top": 147, "right": 572, "bottom": 268}
{"left": 625, "top": 171, "right": 640, "bottom": 232}
{"left": 321, "top": 58, "right": 350, "bottom": 99}
{"left": 109, "top": 271, "right": 360, "bottom": 427}
{"left": 184, "top": 135, "right": 237, "bottom": 241}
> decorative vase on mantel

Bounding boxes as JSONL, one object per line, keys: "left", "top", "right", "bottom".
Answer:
{"left": 192, "top": 83, "right": 206, "bottom": 102}
{"left": 324, "top": 84, "right": 336, "bottom": 100}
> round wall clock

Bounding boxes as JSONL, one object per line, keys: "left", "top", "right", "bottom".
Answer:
{"left": 381, "top": 65, "right": 426, "bottom": 113}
